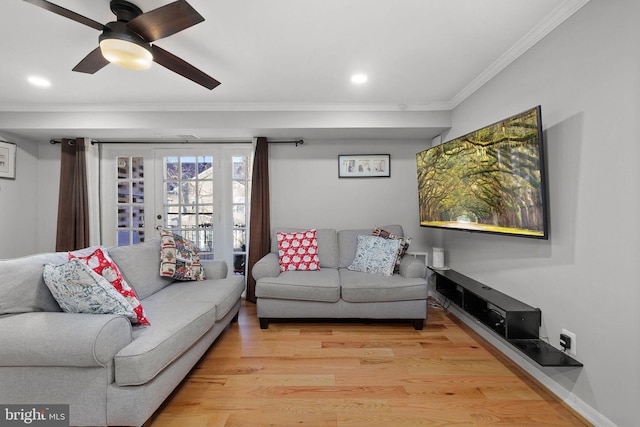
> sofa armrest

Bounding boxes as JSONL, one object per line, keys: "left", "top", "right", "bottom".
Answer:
{"left": 201, "top": 259, "right": 228, "bottom": 279}
{"left": 0, "top": 312, "right": 132, "bottom": 367}
{"left": 252, "top": 252, "right": 281, "bottom": 281}
{"left": 398, "top": 256, "right": 427, "bottom": 279}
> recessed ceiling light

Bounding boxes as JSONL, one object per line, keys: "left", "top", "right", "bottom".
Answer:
{"left": 27, "top": 76, "right": 51, "bottom": 88}
{"left": 351, "top": 74, "right": 368, "bottom": 84}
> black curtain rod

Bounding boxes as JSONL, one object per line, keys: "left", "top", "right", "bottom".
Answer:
{"left": 50, "top": 139, "right": 250, "bottom": 145}
{"left": 268, "top": 139, "right": 304, "bottom": 146}
{"left": 50, "top": 139, "right": 304, "bottom": 146}
{"left": 50, "top": 138, "right": 103, "bottom": 145}
{"left": 49, "top": 139, "right": 90, "bottom": 145}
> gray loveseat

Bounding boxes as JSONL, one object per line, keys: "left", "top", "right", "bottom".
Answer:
{"left": 252, "top": 225, "right": 428, "bottom": 330}
{"left": 0, "top": 239, "right": 245, "bottom": 426}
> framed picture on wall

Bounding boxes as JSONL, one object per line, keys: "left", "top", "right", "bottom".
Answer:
{"left": 338, "top": 154, "right": 390, "bottom": 178}
{"left": 0, "top": 141, "right": 16, "bottom": 180}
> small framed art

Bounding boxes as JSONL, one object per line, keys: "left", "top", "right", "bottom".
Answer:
{"left": 338, "top": 154, "right": 390, "bottom": 178}
{"left": 0, "top": 141, "right": 16, "bottom": 180}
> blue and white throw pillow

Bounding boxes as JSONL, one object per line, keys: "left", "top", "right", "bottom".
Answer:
{"left": 43, "top": 258, "right": 137, "bottom": 320}
{"left": 347, "top": 235, "right": 401, "bottom": 276}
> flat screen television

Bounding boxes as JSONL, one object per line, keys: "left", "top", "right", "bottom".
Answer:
{"left": 416, "top": 106, "right": 548, "bottom": 239}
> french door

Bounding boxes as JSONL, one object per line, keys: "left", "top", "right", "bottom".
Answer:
{"left": 100, "top": 144, "right": 252, "bottom": 274}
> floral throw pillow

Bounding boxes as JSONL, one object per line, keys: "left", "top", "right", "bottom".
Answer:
{"left": 277, "top": 229, "right": 320, "bottom": 272}
{"left": 159, "top": 228, "right": 206, "bottom": 281}
{"left": 70, "top": 248, "right": 150, "bottom": 326}
{"left": 372, "top": 226, "right": 411, "bottom": 273}
{"left": 43, "top": 258, "right": 137, "bottom": 320}
{"left": 348, "top": 235, "right": 401, "bottom": 277}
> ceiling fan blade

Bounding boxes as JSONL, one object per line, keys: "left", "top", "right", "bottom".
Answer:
{"left": 72, "top": 47, "right": 110, "bottom": 74}
{"left": 151, "top": 45, "right": 220, "bottom": 90}
{"left": 23, "top": 0, "right": 105, "bottom": 31}
{"left": 127, "top": 0, "right": 204, "bottom": 42}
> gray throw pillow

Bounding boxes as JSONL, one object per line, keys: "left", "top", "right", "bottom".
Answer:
{"left": 43, "top": 258, "right": 137, "bottom": 321}
{"left": 347, "top": 235, "right": 401, "bottom": 277}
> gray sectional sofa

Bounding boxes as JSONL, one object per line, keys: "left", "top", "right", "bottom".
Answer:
{"left": 0, "top": 239, "right": 245, "bottom": 427}
{"left": 252, "top": 225, "right": 428, "bottom": 329}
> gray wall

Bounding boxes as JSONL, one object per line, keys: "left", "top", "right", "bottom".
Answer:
{"left": 432, "top": 1, "right": 638, "bottom": 426}
{"left": 36, "top": 141, "right": 62, "bottom": 253}
{"left": 0, "top": 136, "right": 61, "bottom": 258}
{"left": 0, "top": 135, "right": 40, "bottom": 258}
{"left": 269, "top": 139, "right": 429, "bottom": 250}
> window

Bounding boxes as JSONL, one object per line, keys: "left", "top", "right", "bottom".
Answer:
{"left": 102, "top": 144, "right": 252, "bottom": 273}
{"left": 116, "top": 156, "right": 145, "bottom": 245}
{"left": 162, "top": 156, "right": 215, "bottom": 259}
{"left": 232, "top": 156, "right": 249, "bottom": 274}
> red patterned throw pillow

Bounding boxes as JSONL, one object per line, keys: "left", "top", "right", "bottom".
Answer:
{"left": 277, "top": 229, "right": 320, "bottom": 272}
{"left": 70, "top": 248, "right": 150, "bottom": 326}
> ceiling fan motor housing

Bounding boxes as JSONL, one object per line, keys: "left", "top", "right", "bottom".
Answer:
{"left": 100, "top": 0, "right": 152, "bottom": 60}
{"left": 110, "top": 0, "right": 143, "bottom": 22}
{"left": 99, "top": 21, "right": 153, "bottom": 70}
{"left": 100, "top": 21, "right": 150, "bottom": 49}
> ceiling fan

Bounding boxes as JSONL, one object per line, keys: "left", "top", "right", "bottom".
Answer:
{"left": 23, "top": 0, "right": 221, "bottom": 90}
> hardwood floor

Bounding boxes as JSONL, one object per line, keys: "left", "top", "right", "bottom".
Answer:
{"left": 151, "top": 300, "right": 590, "bottom": 426}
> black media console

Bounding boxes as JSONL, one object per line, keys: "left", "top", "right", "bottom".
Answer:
{"left": 430, "top": 267, "right": 582, "bottom": 367}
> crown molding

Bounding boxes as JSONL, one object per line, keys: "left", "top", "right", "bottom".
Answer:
{"left": 0, "top": 101, "right": 452, "bottom": 113}
{"left": 448, "top": 0, "right": 591, "bottom": 109}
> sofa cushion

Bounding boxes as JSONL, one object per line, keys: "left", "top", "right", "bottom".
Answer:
{"left": 114, "top": 299, "right": 216, "bottom": 386}
{"left": 108, "top": 239, "right": 174, "bottom": 300}
{"left": 43, "top": 258, "right": 138, "bottom": 321}
{"left": 347, "top": 235, "right": 401, "bottom": 277}
{"left": 339, "top": 269, "right": 427, "bottom": 303}
{"left": 0, "top": 252, "right": 66, "bottom": 315}
{"left": 143, "top": 276, "right": 245, "bottom": 321}
{"left": 271, "top": 228, "right": 338, "bottom": 268}
{"left": 255, "top": 269, "right": 340, "bottom": 302}
{"left": 159, "top": 228, "right": 206, "bottom": 281}
{"left": 71, "top": 248, "right": 150, "bottom": 326}
{"left": 338, "top": 225, "right": 404, "bottom": 268}
{"left": 277, "top": 229, "right": 320, "bottom": 271}
{"left": 200, "top": 259, "right": 228, "bottom": 280}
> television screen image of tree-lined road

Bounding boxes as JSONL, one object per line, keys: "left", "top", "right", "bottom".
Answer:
{"left": 416, "top": 107, "right": 547, "bottom": 238}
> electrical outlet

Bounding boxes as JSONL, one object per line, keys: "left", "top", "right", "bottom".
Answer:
{"left": 561, "top": 329, "right": 577, "bottom": 356}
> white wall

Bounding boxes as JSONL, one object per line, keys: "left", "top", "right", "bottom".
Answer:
{"left": 431, "top": 1, "right": 639, "bottom": 426}
{"left": 0, "top": 135, "right": 40, "bottom": 258}
{"left": 269, "top": 139, "right": 430, "bottom": 250}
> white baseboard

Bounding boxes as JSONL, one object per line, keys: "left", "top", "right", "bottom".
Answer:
{"left": 442, "top": 304, "right": 616, "bottom": 427}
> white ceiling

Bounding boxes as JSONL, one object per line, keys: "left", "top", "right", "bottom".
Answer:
{"left": 0, "top": 0, "right": 589, "bottom": 141}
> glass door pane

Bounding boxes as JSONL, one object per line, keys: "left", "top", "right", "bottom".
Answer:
{"left": 232, "top": 155, "right": 249, "bottom": 275}
{"left": 116, "top": 156, "right": 145, "bottom": 245}
{"left": 162, "top": 155, "right": 215, "bottom": 259}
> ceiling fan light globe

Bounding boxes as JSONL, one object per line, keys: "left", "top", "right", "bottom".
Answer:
{"left": 99, "top": 38, "right": 153, "bottom": 70}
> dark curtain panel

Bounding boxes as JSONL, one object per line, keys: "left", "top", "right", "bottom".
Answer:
{"left": 246, "top": 137, "right": 271, "bottom": 303}
{"left": 55, "top": 138, "right": 90, "bottom": 252}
